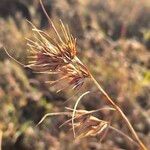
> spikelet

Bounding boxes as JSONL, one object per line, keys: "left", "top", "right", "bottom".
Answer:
{"left": 37, "top": 107, "right": 112, "bottom": 139}
{"left": 26, "top": 21, "right": 77, "bottom": 72}
{"left": 26, "top": 19, "right": 90, "bottom": 92}
{"left": 66, "top": 108, "right": 109, "bottom": 139}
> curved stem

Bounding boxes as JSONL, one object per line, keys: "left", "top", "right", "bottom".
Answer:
{"left": 90, "top": 74, "right": 147, "bottom": 150}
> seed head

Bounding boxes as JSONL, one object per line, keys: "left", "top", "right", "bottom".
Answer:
{"left": 27, "top": 21, "right": 77, "bottom": 73}
{"left": 27, "top": 21, "right": 90, "bottom": 91}
{"left": 60, "top": 108, "right": 109, "bottom": 139}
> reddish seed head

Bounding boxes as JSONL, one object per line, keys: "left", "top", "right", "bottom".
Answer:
{"left": 27, "top": 20, "right": 90, "bottom": 91}
{"left": 27, "top": 21, "right": 77, "bottom": 72}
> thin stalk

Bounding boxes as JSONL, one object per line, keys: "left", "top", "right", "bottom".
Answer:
{"left": 90, "top": 74, "right": 147, "bottom": 150}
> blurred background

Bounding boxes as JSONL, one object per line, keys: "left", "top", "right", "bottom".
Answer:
{"left": 0, "top": 0, "right": 150, "bottom": 149}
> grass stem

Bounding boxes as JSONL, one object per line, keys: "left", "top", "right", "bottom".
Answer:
{"left": 90, "top": 74, "right": 147, "bottom": 150}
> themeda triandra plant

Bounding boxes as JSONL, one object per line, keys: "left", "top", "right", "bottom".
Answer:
{"left": 4, "top": 0, "right": 147, "bottom": 149}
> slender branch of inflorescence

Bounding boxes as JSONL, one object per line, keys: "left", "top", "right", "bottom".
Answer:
{"left": 88, "top": 71, "right": 147, "bottom": 150}
{"left": 74, "top": 54, "right": 147, "bottom": 149}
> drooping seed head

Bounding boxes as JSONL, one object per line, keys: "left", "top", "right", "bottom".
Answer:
{"left": 60, "top": 108, "right": 109, "bottom": 139}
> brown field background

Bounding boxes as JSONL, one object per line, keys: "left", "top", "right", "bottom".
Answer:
{"left": 0, "top": 0, "right": 150, "bottom": 149}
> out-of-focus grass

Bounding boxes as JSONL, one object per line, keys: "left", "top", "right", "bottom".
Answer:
{"left": 0, "top": 0, "right": 150, "bottom": 149}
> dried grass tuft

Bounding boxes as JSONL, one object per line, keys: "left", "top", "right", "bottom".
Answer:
{"left": 37, "top": 107, "right": 137, "bottom": 146}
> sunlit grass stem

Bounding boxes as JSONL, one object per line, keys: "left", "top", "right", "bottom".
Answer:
{"left": 90, "top": 73, "right": 147, "bottom": 150}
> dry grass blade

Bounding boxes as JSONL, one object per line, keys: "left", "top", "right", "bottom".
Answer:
{"left": 72, "top": 91, "right": 90, "bottom": 138}
{"left": 109, "top": 126, "right": 139, "bottom": 147}
{"left": 90, "top": 75, "right": 147, "bottom": 150}
{"left": 36, "top": 112, "right": 70, "bottom": 127}
{"left": 3, "top": 47, "right": 26, "bottom": 67}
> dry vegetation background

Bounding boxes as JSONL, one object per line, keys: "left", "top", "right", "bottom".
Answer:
{"left": 0, "top": 0, "right": 150, "bottom": 149}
